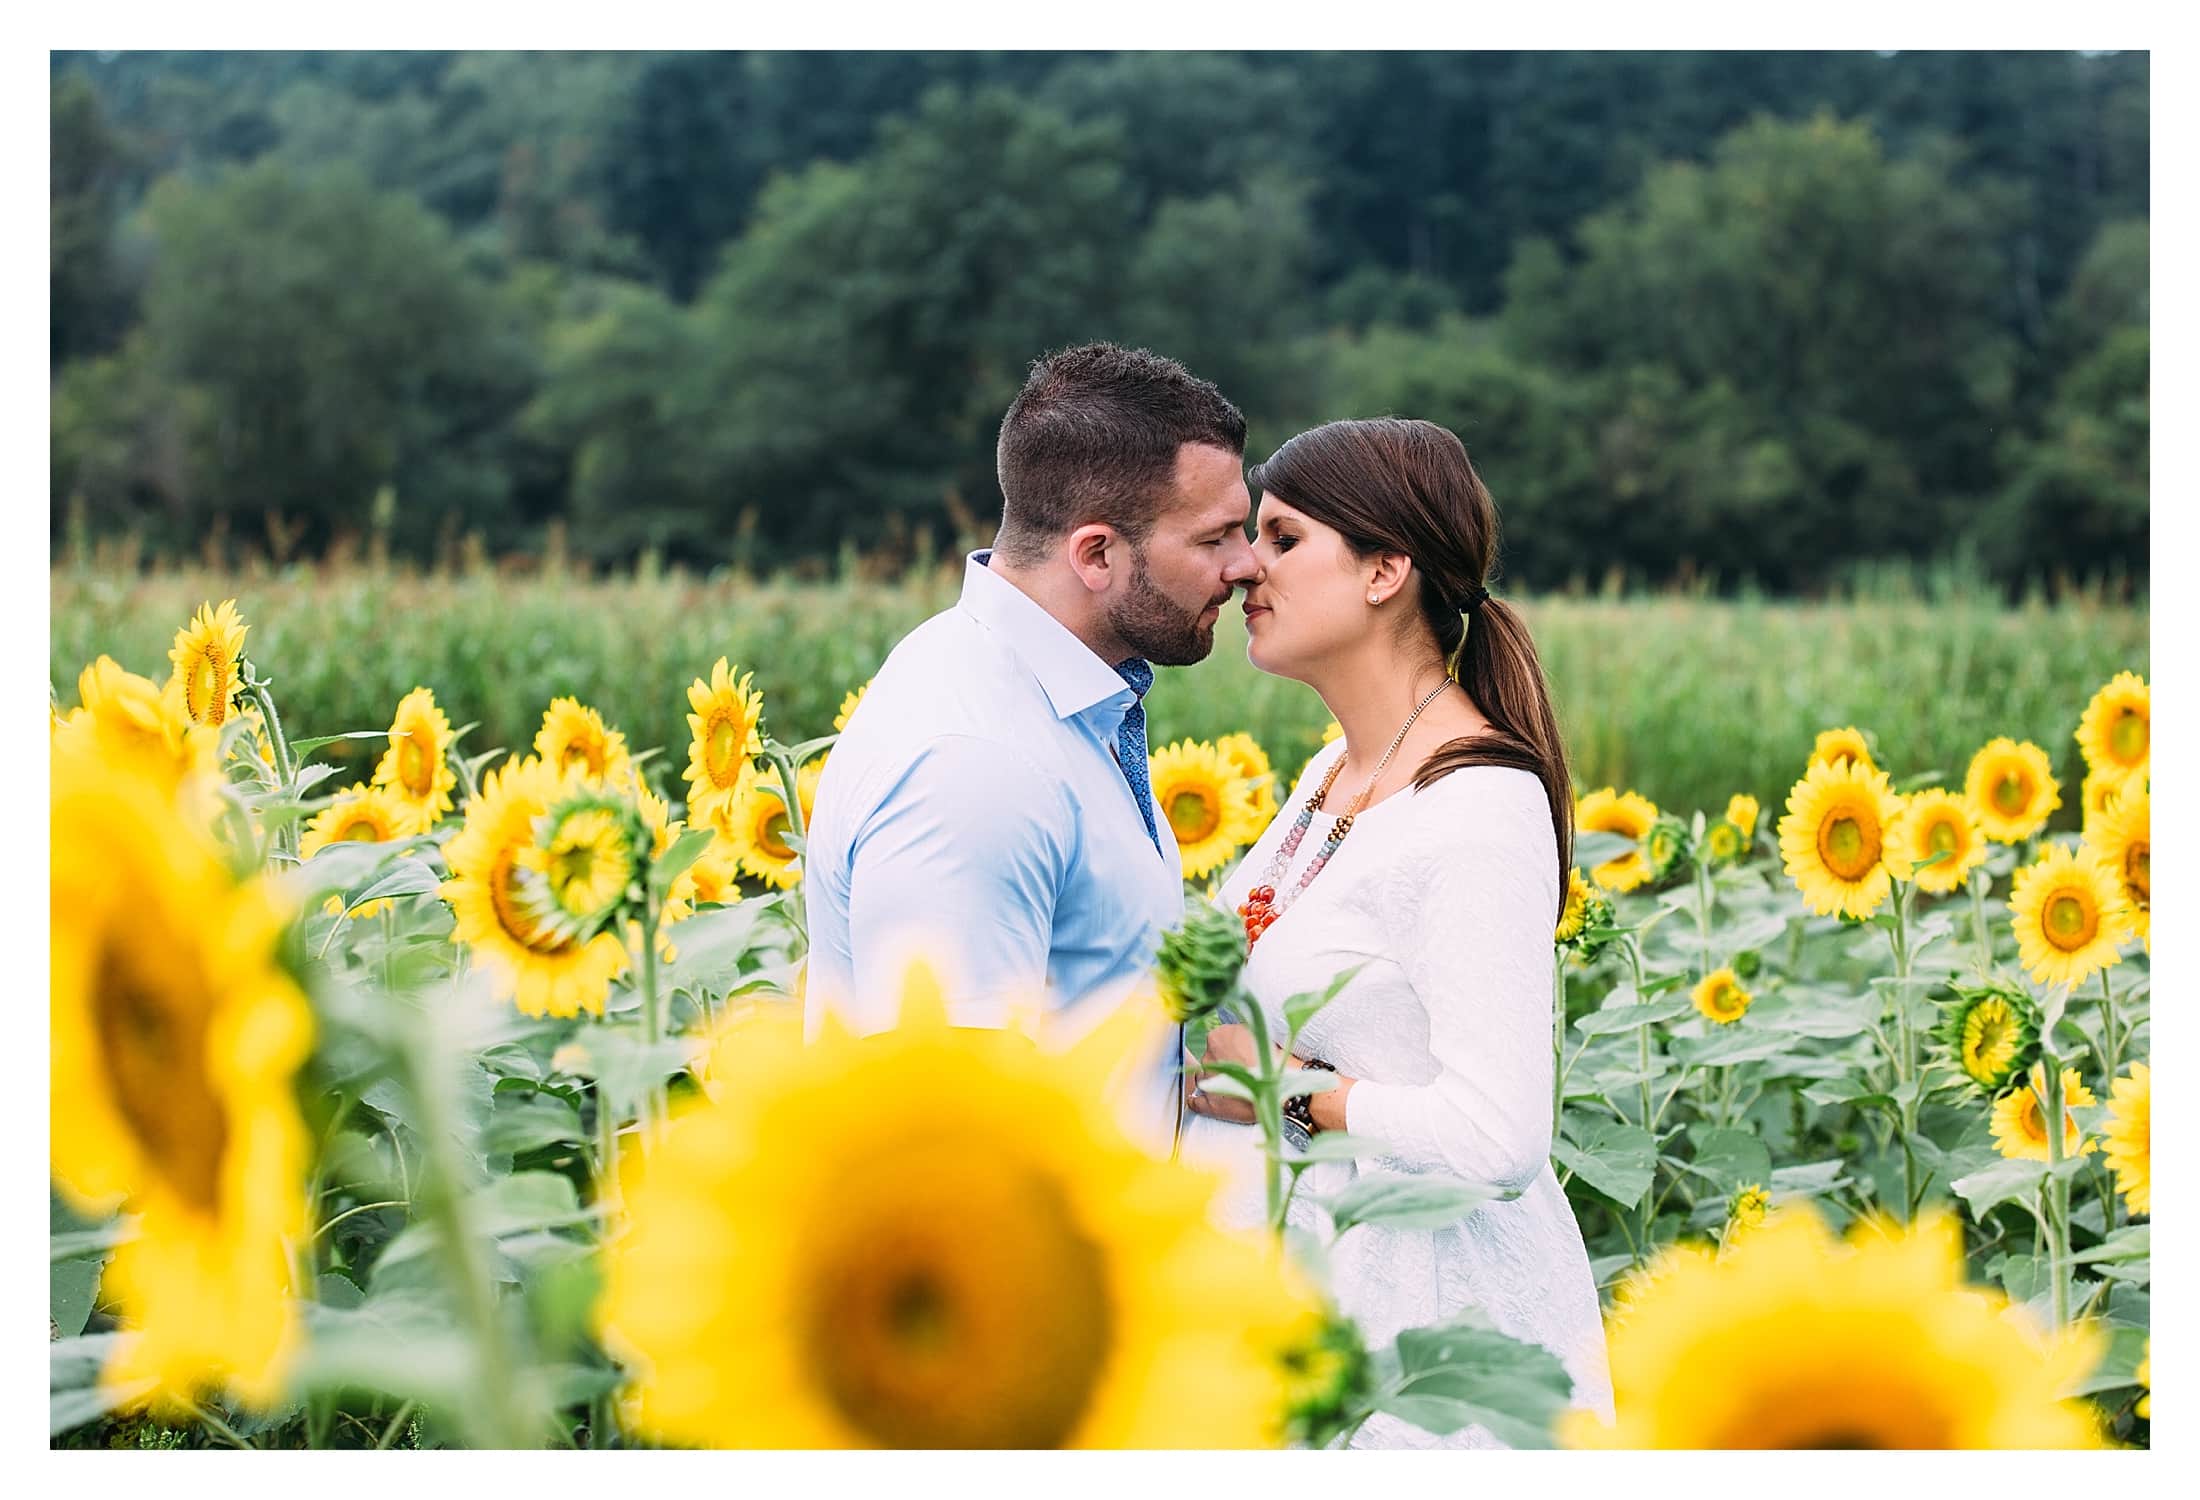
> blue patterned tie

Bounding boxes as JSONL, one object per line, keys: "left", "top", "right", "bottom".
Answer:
{"left": 1113, "top": 657, "right": 1161, "bottom": 852}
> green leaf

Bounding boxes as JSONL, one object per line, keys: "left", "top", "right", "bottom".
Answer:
{"left": 1571, "top": 831, "right": 1636, "bottom": 869}
{"left": 1551, "top": 1120, "right": 1658, "bottom": 1210}
{"left": 1670, "top": 1026, "right": 1792, "bottom": 1068}
{"left": 651, "top": 826, "right": 715, "bottom": 896}
{"left": 2072, "top": 1225, "right": 2150, "bottom": 1266}
{"left": 1686, "top": 1126, "right": 1772, "bottom": 1194}
{"left": 50, "top": 1333, "right": 157, "bottom": 1436}
{"left": 1196, "top": 1073, "right": 1255, "bottom": 1103}
{"left": 480, "top": 1094, "right": 587, "bottom": 1156}
{"left": 1283, "top": 963, "right": 1366, "bottom": 1041}
{"left": 1574, "top": 996, "right": 1695, "bottom": 1036}
{"left": 1950, "top": 1156, "right": 2049, "bottom": 1217}
{"left": 1277, "top": 1070, "right": 1338, "bottom": 1102}
{"left": 1377, "top": 1309, "right": 1573, "bottom": 1448}
{"left": 2068, "top": 1323, "right": 2151, "bottom": 1398}
{"left": 288, "top": 730, "right": 400, "bottom": 756}
{"left": 1324, "top": 1174, "right": 1507, "bottom": 1235}
{"left": 348, "top": 858, "right": 447, "bottom": 907}
{"left": 1287, "top": 1131, "right": 1387, "bottom": 1165}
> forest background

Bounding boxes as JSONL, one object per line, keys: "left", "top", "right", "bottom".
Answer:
{"left": 48, "top": 50, "right": 2149, "bottom": 592}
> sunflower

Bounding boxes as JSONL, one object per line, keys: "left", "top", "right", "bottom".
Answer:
{"left": 1726, "top": 1184, "right": 1772, "bottom": 1236}
{"left": 2135, "top": 1342, "right": 2150, "bottom": 1421}
{"left": 1273, "top": 1305, "right": 1374, "bottom": 1449}
{"left": 1576, "top": 787, "right": 1661, "bottom": 892}
{"left": 301, "top": 781, "right": 423, "bottom": 920}
{"left": 2075, "top": 671, "right": 2149, "bottom": 783}
{"left": 676, "top": 837, "right": 747, "bottom": 910}
{"left": 54, "top": 656, "right": 220, "bottom": 798}
{"left": 516, "top": 790, "right": 647, "bottom": 944}
{"left": 1149, "top": 739, "right": 1260, "bottom": 881}
{"left": 50, "top": 736, "right": 313, "bottom": 1414}
{"left": 1555, "top": 867, "right": 1595, "bottom": 943}
{"left": 1645, "top": 814, "right": 1693, "bottom": 883}
{"left": 2102, "top": 1063, "right": 2149, "bottom": 1218}
{"left": 166, "top": 598, "right": 250, "bottom": 728}
{"left": 597, "top": 959, "right": 1316, "bottom": 1448}
{"left": 1703, "top": 821, "right": 1743, "bottom": 864}
{"left": 442, "top": 756, "right": 631, "bottom": 1019}
{"left": 231, "top": 699, "right": 277, "bottom": 772}
{"left": 726, "top": 758, "right": 824, "bottom": 890}
{"left": 534, "top": 696, "right": 634, "bottom": 785}
{"left": 1931, "top": 986, "right": 2038, "bottom": 1096}
{"left": 1693, "top": 968, "right": 1753, "bottom": 1025}
{"left": 1605, "top": 1241, "right": 1716, "bottom": 1330}
{"left": 2084, "top": 783, "right": 2148, "bottom": 948}
{"left": 834, "top": 679, "right": 874, "bottom": 734}
{"left": 372, "top": 686, "right": 458, "bottom": 829}
{"left": 1988, "top": 1065, "right": 2097, "bottom": 1163}
{"left": 1321, "top": 719, "right": 1343, "bottom": 745}
{"left": 1888, "top": 789, "right": 1988, "bottom": 897}
{"left": 1963, "top": 738, "right": 2061, "bottom": 844}
{"left": 1808, "top": 726, "right": 1878, "bottom": 774}
{"left": 1566, "top": 1207, "right": 2103, "bottom": 1448}
{"left": 1777, "top": 758, "right": 1909, "bottom": 919}
{"left": 684, "top": 657, "right": 767, "bottom": 831}
{"left": 1725, "top": 793, "right": 1761, "bottom": 843}
{"left": 1215, "top": 731, "right": 1280, "bottom": 833}
{"left": 2007, "top": 844, "right": 2131, "bottom": 988}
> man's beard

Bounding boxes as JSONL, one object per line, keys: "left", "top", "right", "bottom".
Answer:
{"left": 1107, "top": 546, "right": 1225, "bottom": 667}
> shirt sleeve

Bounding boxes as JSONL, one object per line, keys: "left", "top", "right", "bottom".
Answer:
{"left": 1342, "top": 773, "right": 1560, "bottom": 1194}
{"left": 834, "top": 733, "right": 1077, "bottom": 1035}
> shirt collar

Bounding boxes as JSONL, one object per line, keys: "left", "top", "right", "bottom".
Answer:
{"left": 959, "top": 550, "right": 1139, "bottom": 722}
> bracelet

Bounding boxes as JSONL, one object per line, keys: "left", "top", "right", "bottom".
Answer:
{"left": 1281, "top": 1056, "right": 1337, "bottom": 1136}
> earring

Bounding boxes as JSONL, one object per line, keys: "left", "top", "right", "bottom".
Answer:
{"left": 1367, "top": 593, "right": 1381, "bottom": 605}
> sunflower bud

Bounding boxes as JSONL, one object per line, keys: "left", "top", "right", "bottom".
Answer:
{"left": 1556, "top": 868, "right": 1618, "bottom": 962}
{"left": 1645, "top": 814, "right": 1694, "bottom": 883}
{"left": 1931, "top": 983, "right": 2040, "bottom": 1097}
{"left": 1153, "top": 896, "right": 1248, "bottom": 1024}
{"left": 1275, "top": 1306, "right": 1374, "bottom": 1448}
{"left": 1731, "top": 948, "right": 1762, "bottom": 980}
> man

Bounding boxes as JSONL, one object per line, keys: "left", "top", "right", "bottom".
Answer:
{"left": 804, "top": 343, "right": 1258, "bottom": 1153}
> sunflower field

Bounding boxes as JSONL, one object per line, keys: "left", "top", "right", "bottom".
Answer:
{"left": 51, "top": 595, "right": 2148, "bottom": 1449}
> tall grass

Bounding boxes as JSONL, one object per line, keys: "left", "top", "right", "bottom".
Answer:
{"left": 52, "top": 561, "right": 2148, "bottom": 822}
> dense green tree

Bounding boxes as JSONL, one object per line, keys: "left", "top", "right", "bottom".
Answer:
{"left": 50, "top": 73, "right": 139, "bottom": 367}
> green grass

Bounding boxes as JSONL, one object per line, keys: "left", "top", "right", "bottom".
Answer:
{"left": 52, "top": 562, "right": 2148, "bottom": 824}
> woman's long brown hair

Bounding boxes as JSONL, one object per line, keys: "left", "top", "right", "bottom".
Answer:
{"left": 1246, "top": 418, "right": 1574, "bottom": 890}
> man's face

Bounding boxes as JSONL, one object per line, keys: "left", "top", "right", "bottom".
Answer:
{"left": 1106, "top": 444, "right": 1257, "bottom": 666}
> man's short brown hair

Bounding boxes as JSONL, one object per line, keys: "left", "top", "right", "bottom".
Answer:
{"left": 992, "top": 343, "right": 1246, "bottom": 565}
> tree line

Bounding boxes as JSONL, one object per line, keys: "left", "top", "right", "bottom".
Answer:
{"left": 50, "top": 51, "right": 2148, "bottom": 590}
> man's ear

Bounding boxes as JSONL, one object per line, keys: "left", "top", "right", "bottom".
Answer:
{"left": 1067, "top": 523, "right": 1120, "bottom": 594}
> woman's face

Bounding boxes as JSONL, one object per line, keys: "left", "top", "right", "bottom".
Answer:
{"left": 1241, "top": 493, "right": 1375, "bottom": 680}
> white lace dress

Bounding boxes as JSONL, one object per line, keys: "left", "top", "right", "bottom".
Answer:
{"left": 1182, "top": 737, "right": 1615, "bottom": 1448}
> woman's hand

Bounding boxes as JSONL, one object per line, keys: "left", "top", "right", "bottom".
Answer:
{"left": 1183, "top": 1022, "right": 1262, "bottom": 1124}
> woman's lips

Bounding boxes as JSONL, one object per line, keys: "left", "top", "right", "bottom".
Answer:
{"left": 1244, "top": 604, "right": 1270, "bottom": 620}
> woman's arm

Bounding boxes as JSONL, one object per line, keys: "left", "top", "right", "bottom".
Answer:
{"left": 1338, "top": 774, "right": 1559, "bottom": 1192}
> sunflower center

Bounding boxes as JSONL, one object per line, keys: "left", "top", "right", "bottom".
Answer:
{"left": 802, "top": 1152, "right": 1114, "bottom": 1448}
{"left": 1706, "top": 824, "right": 1738, "bottom": 858}
{"left": 757, "top": 809, "right": 796, "bottom": 863}
{"left": 561, "top": 740, "right": 602, "bottom": 776}
{"left": 1817, "top": 813, "right": 1879, "bottom": 881}
{"left": 1168, "top": 789, "right": 1221, "bottom": 844}
{"left": 2125, "top": 843, "right": 2150, "bottom": 903}
{"left": 1727, "top": 1381, "right": 1952, "bottom": 1447}
{"left": 490, "top": 848, "right": 573, "bottom": 954}
{"left": 1926, "top": 818, "right": 1960, "bottom": 857}
{"left": 187, "top": 653, "right": 230, "bottom": 726}
{"left": 537, "top": 810, "right": 634, "bottom": 920}
{"left": 1963, "top": 1002, "right": 2013, "bottom": 1073}
{"left": 340, "top": 818, "right": 382, "bottom": 843}
{"left": 92, "top": 938, "right": 229, "bottom": 1215}
{"left": 2017, "top": 1089, "right": 2053, "bottom": 1145}
{"left": 2109, "top": 710, "right": 2147, "bottom": 765}
{"left": 2044, "top": 893, "right": 2097, "bottom": 950}
{"left": 706, "top": 714, "right": 745, "bottom": 788}
{"left": 1992, "top": 772, "right": 2029, "bottom": 816}
{"left": 398, "top": 733, "right": 433, "bottom": 797}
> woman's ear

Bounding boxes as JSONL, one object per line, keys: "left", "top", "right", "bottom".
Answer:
{"left": 1367, "top": 552, "right": 1416, "bottom": 605}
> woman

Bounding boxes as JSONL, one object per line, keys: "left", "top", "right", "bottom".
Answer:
{"left": 1180, "top": 418, "right": 1613, "bottom": 1447}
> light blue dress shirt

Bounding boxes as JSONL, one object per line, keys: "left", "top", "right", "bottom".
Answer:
{"left": 803, "top": 550, "right": 1187, "bottom": 1150}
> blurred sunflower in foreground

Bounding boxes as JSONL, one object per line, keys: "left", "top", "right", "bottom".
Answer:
{"left": 50, "top": 731, "right": 314, "bottom": 1415}
{"left": 598, "top": 960, "right": 1315, "bottom": 1448}
{"left": 1569, "top": 1208, "right": 2102, "bottom": 1448}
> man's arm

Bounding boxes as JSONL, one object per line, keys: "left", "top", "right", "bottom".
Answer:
{"left": 831, "top": 734, "right": 1076, "bottom": 1035}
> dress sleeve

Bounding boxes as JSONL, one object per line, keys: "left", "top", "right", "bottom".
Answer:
{"left": 834, "top": 734, "right": 1076, "bottom": 1035}
{"left": 1342, "top": 772, "right": 1560, "bottom": 1193}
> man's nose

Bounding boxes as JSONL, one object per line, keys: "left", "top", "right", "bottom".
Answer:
{"left": 1219, "top": 534, "right": 1260, "bottom": 584}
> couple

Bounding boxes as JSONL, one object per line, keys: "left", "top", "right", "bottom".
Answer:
{"left": 803, "top": 343, "right": 1613, "bottom": 1448}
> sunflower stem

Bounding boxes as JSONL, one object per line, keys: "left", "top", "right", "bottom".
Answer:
{"left": 638, "top": 880, "right": 667, "bottom": 1149}
{"left": 1245, "top": 1000, "right": 1287, "bottom": 1242}
{"left": 403, "top": 1012, "right": 539, "bottom": 1448}
{"left": 1887, "top": 879, "right": 1923, "bottom": 1219}
{"left": 763, "top": 742, "right": 811, "bottom": 945}
{"left": 241, "top": 665, "right": 300, "bottom": 860}
{"left": 1551, "top": 953, "right": 1567, "bottom": 1146}
{"left": 1969, "top": 868, "right": 1994, "bottom": 979}
{"left": 2041, "top": 1051, "right": 2073, "bottom": 1328}
{"left": 2095, "top": 968, "right": 2122, "bottom": 1082}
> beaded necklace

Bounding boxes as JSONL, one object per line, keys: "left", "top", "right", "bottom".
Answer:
{"left": 1238, "top": 679, "right": 1453, "bottom": 948}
